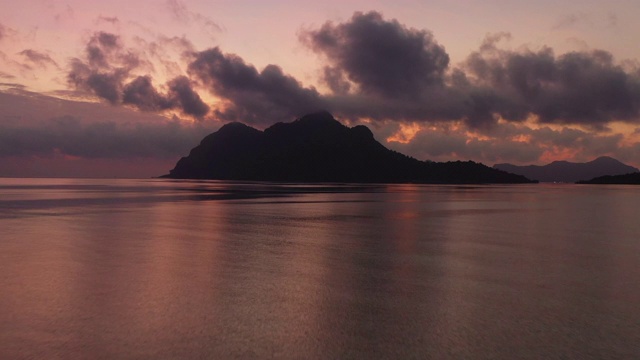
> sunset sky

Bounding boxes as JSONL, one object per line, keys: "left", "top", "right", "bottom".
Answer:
{"left": 2, "top": 0, "right": 640, "bottom": 177}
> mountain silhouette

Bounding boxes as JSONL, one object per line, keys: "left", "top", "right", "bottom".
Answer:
{"left": 577, "top": 172, "right": 640, "bottom": 184}
{"left": 163, "top": 111, "right": 534, "bottom": 184}
{"left": 493, "top": 156, "right": 639, "bottom": 183}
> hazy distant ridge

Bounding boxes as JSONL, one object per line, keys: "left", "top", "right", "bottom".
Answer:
{"left": 494, "top": 157, "right": 639, "bottom": 183}
{"left": 163, "top": 111, "right": 534, "bottom": 184}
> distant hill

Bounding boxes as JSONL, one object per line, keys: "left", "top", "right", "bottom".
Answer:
{"left": 162, "top": 111, "right": 534, "bottom": 184}
{"left": 577, "top": 172, "right": 640, "bottom": 184}
{"left": 494, "top": 157, "right": 639, "bottom": 183}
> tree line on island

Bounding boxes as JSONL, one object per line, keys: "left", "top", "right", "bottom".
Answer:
{"left": 162, "top": 111, "right": 640, "bottom": 185}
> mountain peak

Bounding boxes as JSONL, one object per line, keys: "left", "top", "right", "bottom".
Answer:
{"left": 216, "top": 121, "right": 257, "bottom": 133}
{"left": 200, "top": 121, "right": 261, "bottom": 145}
{"left": 163, "top": 113, "right": 534, "bottom": 183}
{"left": 291, "top": 111, "right": 343, "bottom": 130}
{"left": 297, "top": 110, "right": 336, "bottom": 123}
{"left": 351, "top": 124, "right": 374, "bottom": 140}
{"left": 219, "top": 121, "right": 251, "bottom": 129}
{"left": 589, "top": 156, "right": 620, "bottom": 164}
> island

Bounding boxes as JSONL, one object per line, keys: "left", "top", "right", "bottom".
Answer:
{"left": 494, "top": 156, "right": 639, "bottom": 183}
{"left": 162, "top": 111, "right": 535, "bottom": 184}
{"left": 577, "top": 172, "right": 640, "bottom": 184}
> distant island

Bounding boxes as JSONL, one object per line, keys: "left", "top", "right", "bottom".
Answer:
{"left": 577, "top": 172, "right": 640, "bottom": 184}
{"left": 494, "top": 157, "right": 639, "bottom": 183}
{"left": 162, "top": 111, "right": 534, "bottom": 184}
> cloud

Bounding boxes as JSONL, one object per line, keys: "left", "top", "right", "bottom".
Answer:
{"left": 60, "top": 12, "right": 640, "bottom": 130}
{"left": 0, "top": 116, "right": 211, "bottom": 159}
{"left": 384, "top": 122, "right": 543, "bottom": 164}
{"left": 301, "top": 11, "right": 449, "bottom": 98}
{"left": 463, "top": 41, "right": 640, "bottom": 126}
{"left": 122, "top": 75, "right": 173, "bottom": 111}
{"left": 385, "top": 120, "right": 630, "bottom": 166}
{"left": 167, "top": 76, "right": 210, "bottom": 117}
{"left": 54, "top": 5, "right": 75, "bottom": 23}
{"left": 552, "top": 13, "right": 587, "bottom": 30}
{"left": 47, "top": 10, "right": 640, "bottom": 168}
{"left": 85, "top": 32, "right": 141, "bottom": 70}
{"left": 97, "top": 16, "right": 120, "bottom": 25}
{"left": 74, "top": 40, "right": 331, "bottom": 124}
{"left": 0, "top": 23, "right": 17, "bottom": 42}
{"left": 18, "top": 49, "right": 59, "bottom": 69}
{"left": 322, "top": 66, "right": 351, "bottom": 95}
{"left": 298, "top": 13, "right": 640, "bottom": 129}
{"left": 68, "top": 60, "right": 127, "bottom": 104}
{"left": 0, "top": 90, "right": 215, "bottom": 159}
{"left": 130, "top": 34, "right": 196, "bottom": 82}
{"left": 122, "top": 75, "right": 209, "bottom": 117}
{"left": 67, "top": 32, "right": 140, "bottom": 104}
{"left": 165, "top": 0, "right": 222, "bottom": 36}
{"left": 0, "top": 82, "right": 26, "bottom": 90}
{"left": 296, "top": 12, "right": 480, "bottom": 124}
{"left": 294, "top": 13, "right": 520, "bottom": 127}
{"left": 67, "top": 31, "right": 209, "bottom": 118}
{"left": 136, "top": 34, "right": 195, "bottom": 58}
{"left": 187, "top": 47, "right": 324, "bottom": 124}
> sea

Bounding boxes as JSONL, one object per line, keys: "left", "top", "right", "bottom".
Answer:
{"left": 1, "top": 178, "right": 639, "bottom": 359}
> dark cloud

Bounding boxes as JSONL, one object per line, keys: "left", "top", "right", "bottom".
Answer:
{"left": 296, "top": 13, "right": 640, "bottom": 128}
{"left": 122, "top": 75, "right": 173, "bottom": 111}
{"left": 86, "top": 32, "right": 122, "bottom": 68}
{"left": 67, "top": 31, "right": 209, "bottom": 118}
{"left": 60, "top": 13, "right": 640, "bottom": 130}
{"left": 67, "top": 32, "right": 139, "bottom": 104}
{"left": 18, "top": 49, "right": 59, "bottom": 69}
{"left": 322, "top": 66, "right": 351, "bottom": 94}
{"left": 463, "top": 42, "right": 640, "bottom": 126}
{"left": 0, "top": 23, "right": 5, "bottom": 41}
{"left": 122, "top": 75, "right": 209, "bottom": 118}
{"left": 68, "top": 59, "right": 127, "bottom": 104}
{"left": 297, "top": 12, "right": 516, "bottom": 127}
{"left": 52, "top": 10, "right": 640, "bottom": 164}
{"left": 167, "top": 76, "right": 210, "bottom": 117}
{"left": 86, "top": 72, "right": 123, "bottom": 104}
{"left": 321, "top": 86, "right": 466, "bottom": 123}
{"left": 0, "top": 90, "right": 215, "bottom": 159}
{"left": 301, "top": 11, "right": 449, "bottom": 98}
{"left": 0, "top": 115, "right": 212, "bottom": 159}
{"left": 187, "top": 47, "right": 323, "bottom": 123}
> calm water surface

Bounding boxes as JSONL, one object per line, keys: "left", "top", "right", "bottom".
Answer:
{"left": 1, "top": 178, "right": 639, "bottom": 359}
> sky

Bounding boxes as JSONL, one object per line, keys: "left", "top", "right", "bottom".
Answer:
{"left": 1, "top": 0, "right": 640, "bottom": 178}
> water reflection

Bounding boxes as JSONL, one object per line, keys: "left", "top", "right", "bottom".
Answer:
{"left": 0, "top": 180, "right": 639, "bottom": 358}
